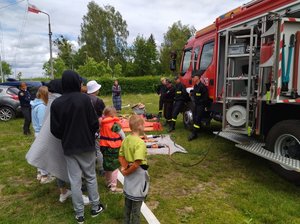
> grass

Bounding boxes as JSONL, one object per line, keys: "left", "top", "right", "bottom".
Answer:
{"left": 1, "top": 93, "right": 300, "bottom": 224}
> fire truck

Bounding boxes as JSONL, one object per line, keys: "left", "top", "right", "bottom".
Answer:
{"left": 179, "top": 0, "right": 300, "bottom": 181}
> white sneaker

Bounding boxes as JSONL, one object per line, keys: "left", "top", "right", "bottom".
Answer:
{"left": 82, "top": 194, "right": 90, "bottom": 205}
{"left": 40, "top": 175, "right": 56, "bottom": 184}
{"left": 36, "top": 173, "right": 42, "bottom": 181}
{"left": 59, "top": 189, "right": 72, "bottom": 203}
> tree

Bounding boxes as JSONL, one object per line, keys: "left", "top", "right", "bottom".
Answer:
{"left": 1, "top": 61, "right": 12, "bottom": 78}
{"left": 79, "top": 2, "right": 129, "bottom": 67}
{"left": 76, "top": 57, "right": 112, "bottom": 78}
{"left": 43, "top": 58, "right": 67, "bottom": 78}
{"left": 160, "top": 21, "right": 195, "bottom": 75}
{"left": 128, "top": 34, "right": 159, "bottom": 76}
{"left": 113, "top": 63, "right": 122, "bottom": 77}
{"left": 53, "top": 35, "right": 75, "bottom": 69}
{"left": 17, "top": 72, "right": 22, "bottom": 80}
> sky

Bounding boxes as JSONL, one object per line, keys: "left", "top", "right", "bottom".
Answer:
{"left": 0, "top": 0, "right": 249, "bottom": 79}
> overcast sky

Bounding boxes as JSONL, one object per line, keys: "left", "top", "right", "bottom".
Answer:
{"left": 0, "top": 0, "right": 249, "bottom": 79}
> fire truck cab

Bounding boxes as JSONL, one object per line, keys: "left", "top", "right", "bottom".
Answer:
{"left": 179, "top": 0, "right": 300, "bottom": 181}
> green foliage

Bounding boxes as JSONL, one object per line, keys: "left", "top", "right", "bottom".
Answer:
{"left": 113, "top": 63, "right": 122, "bottom": 77}
{"left": 43, "top": 58, "right": 67, "bottom": 79}
{"left": 126, "top": 34, "right": 159, "bottom": 76}
{"left": 76, "top": 58, "right": 119, "bottom": 78}
{"left": 160, "top": 21, "right": 196, "bottom": 75}
{"left": 53, "top": 35, "right": 75, "bottom": 70}
{"left": 79, "top": 2, "right": 129, "bottom": 67}
{"left": 1, "top": 61, "right": 12, "bottom": 78}
{"left": 77, "top": 57, "right": 102, "bottom": 78}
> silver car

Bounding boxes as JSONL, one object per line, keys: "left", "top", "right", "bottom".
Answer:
{"left": 0, "top": 85, "right": 21, "bottom": 121}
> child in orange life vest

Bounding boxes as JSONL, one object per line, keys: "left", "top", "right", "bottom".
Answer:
{"left": 99, "top": 106, "right": 125, "bottom": 192}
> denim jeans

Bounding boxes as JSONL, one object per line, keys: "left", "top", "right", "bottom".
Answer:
{"left": 124, "top": 197, "right": 143, "bottom": 224}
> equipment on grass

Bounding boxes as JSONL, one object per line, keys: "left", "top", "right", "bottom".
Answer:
{"left": 146, "top": 144, "right": 165, "bottom": 149}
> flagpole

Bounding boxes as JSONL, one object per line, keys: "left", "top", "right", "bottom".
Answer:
{"left": 39, "top": 11, "right": 54, "bottom": 80}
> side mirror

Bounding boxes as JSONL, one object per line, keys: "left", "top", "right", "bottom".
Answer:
{"left": 170, "top": 59, "right": 176, "bottom": 71}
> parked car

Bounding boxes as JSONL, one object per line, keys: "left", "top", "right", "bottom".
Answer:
{"left": 0, "top": 80, "right": 43, "bottom": 97}
{"left": 0, "top": 85, "right": 21, "bottom": 121}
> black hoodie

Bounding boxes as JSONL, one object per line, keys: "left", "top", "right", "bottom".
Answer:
{"left": 50, "top": 70, "right": 99, "bottom": 156}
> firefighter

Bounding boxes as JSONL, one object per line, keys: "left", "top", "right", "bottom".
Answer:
{"left": 156, "top": 77, "right": 167, "bottom": 118}
{"left": 188, "top": 72, "right": 209, "bottom": 141}
{"left": 162, "top": 79, "right": 175, "bottom": 126}
{"left": 168, "top": 76, "right": 189, "bottom": 132}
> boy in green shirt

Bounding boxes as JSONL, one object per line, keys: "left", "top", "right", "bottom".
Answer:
{"left": 119, "top": 115, "right": 149, "bottom": 224}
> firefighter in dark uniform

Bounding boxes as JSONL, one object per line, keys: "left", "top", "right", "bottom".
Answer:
{"left": 188, "top": 72, "right": 209, "bottom": 141}
{"left": 156, "top": 77, "right": 167, "bottom": 118}
{"left": 18, "top": 82, "right": 32, "bottom": 135}
{"left": 162, "top": 79, "right": 175, "bottom": 126}
{"left": 168, "top": 76, "right": 189, "bottom": 132}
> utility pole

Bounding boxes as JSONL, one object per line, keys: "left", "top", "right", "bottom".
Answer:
{"left": 0, "top": 55, "right": 3, "bottom": 83}
{"left": 40, "top": 11, "right": 54, "bottom": 79}
{"left": 28, "top": 4, "right": 54, "bottom": 79}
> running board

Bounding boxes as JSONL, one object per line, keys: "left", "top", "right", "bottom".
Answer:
{"left": 214, "top": 131, "right": 300, "bottom": 172}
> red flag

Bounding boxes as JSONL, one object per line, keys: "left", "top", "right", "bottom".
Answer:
{"left": 28, "top": 4, "right": 41, "bottom": 14}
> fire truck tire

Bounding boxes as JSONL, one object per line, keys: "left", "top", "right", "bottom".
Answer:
{"left": 266, "top": 120, "right": 300, "bottom": 184}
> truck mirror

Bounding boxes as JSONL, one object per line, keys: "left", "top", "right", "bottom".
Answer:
{"left": 170, "top": 59, "right": 176, "bottom": 71}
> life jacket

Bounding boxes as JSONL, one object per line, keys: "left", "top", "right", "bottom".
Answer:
{"left": 99, "top": 116, "right": 122, "bottom": 148}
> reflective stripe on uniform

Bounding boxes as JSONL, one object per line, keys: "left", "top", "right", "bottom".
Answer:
{"left": 193, "top": 124, "right": 200, "bottom": 129}
{"left": 196, "top": 93, "right": 202, "bottom": 96}
{"left": 176, "top": 91, "right": 182, "bottom": 94}
{"left": 171, "top": 118, "right": 176, "bottom": 122}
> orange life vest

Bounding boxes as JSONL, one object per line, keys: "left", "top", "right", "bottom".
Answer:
{"left": 99, "top": 116, "right": 122, "bottom": 148}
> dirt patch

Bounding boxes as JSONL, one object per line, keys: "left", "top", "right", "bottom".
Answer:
{"left": 146, "top": 200, "right": 159, "bottom": 210}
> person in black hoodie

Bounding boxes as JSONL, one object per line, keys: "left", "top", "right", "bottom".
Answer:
{"left": 50, "top": 70, "right": 104, "bottom": 223}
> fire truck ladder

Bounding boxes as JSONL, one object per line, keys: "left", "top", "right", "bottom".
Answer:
{"left": 223, "top": 26, "right": 258, "bottom": 135}
{"left": 214, "top": 131, "right": 300, "bottom": 172}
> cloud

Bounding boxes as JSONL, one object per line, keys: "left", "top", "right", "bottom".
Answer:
{"left": 1, "top": 0, "right": 248, "bottom": 79}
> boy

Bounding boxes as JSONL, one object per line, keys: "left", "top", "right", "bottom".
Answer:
{"left": 119, "top": 115, "right": 150, "bottom": 224}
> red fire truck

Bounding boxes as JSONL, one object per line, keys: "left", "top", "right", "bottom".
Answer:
{"left": 179, "top": 0, "right": 300, "bottom": 181}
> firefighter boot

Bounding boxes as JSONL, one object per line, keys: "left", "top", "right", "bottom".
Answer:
{"left": 167, "top": 121, "right": 175, "bottom": 133}
{"left": 188, "top": 130, "right": 198, "bottom": 141}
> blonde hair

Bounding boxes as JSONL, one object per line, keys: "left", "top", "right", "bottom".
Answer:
{"left": 36, "top": 86, "right": 49, "bottom": 105}
{"left": 103, "top": 106, "right": 117, "bottom": 117}
{"left": 129, "top": 114, "right": 144, "bottom": 132}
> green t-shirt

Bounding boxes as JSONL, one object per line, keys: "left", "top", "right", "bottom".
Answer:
{"left": 119, "top": 134, "right": 147, "bottom": 165}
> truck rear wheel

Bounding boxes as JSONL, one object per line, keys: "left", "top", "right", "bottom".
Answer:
{"left": 266, "top": 120, "right": 300, "bottom": 184}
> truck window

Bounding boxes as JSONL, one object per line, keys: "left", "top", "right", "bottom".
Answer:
{"left": 199, "top": 41, "right": 214, "bottom": 72}
{"left": 181, "top": 49, "right": 192, "bottom": 75}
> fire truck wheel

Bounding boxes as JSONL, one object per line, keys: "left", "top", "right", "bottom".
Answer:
{"left": 183, "top": 110, "right": 193, "bottom": 130}
{"left": 266, "top": 120, "right": 300, "bottom": 184}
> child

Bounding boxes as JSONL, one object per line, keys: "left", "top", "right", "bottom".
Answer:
{"left": 30, "top": 86, "right": 54, "bottom": 184}
{"left": 99, "top": 106, "right": 125, "bottom": 192}
{"left": 119, "top": 114, "right": 150, "bottom": 224}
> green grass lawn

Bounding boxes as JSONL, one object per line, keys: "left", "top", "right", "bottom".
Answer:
{"left": 1, "top": 93, "right": 300, "bottom": 224}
